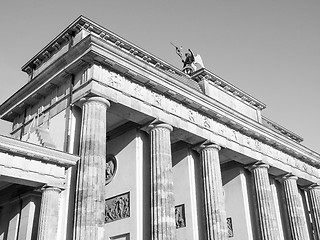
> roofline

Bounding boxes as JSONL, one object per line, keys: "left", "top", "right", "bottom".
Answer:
{"left": 21, "top": 15, "right": 86, "bottom": 72}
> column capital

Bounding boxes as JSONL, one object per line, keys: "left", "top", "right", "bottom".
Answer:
{"left": 304, "top": 183, "right": 320, "bottom": 191}
{"left": 148, "top": 119, "right": 173, "bottom": 132}
{"left": 77, "top": 95, "right": 111, "bottom": 109}
{"left": 245, "top": 161, "right": 269, "bottom": 172}
{"left": 40, "top": 185, "right": 62, "bottom": 193}
{"left": 194, "top": 140, "right": 221, "bottom": 153}
{"left": 276, "top": 173, "right": 298, "bottom": 183}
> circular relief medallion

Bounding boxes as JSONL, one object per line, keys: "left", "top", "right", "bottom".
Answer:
{"left": 106, "top": 154, "right": 117, "bottom": 185}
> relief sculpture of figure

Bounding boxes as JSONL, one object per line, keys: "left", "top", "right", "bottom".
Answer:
{"left": 175, "top": 207, "right": 185, "bottom": 228}
{"left": 106, "top": 156, "right": 116, "bottom": 185}
{"left": 105, "top": 193, "right": 130, "bottom": 223}
{"left": 106, "top": 161, "right": 114, "bottom": 181}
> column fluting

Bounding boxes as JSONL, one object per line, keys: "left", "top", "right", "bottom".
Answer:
{"left": 149, "top": 122, "right": 175, "bottom": 240}
{"left": 248, "top": 163, "right": 279, "bottom": 240}
{"left": 280, "top": 174, "right": 308, "bottom": 240}
{"left": 308, "top": 185, "right": 320, "bottom": 240}
{"left": 37, "top": 186, "right": 61, "bottom": 240}
{"left": 197, "top": 142, "right": 227, "bottom": 240}
{"left": 74, "top": 96, "right": 110, "bottom": 240}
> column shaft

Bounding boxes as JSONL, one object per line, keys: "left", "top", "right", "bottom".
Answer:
{"left": 199, "top": 143, "right": 227, "bottom": 240}
{"left": 150, "top": 122, "right": 175, "bottom": 240}
{"left": 37, "top": 186, "right": 61, "bottom": 240}
{"left": 249, "top": 163, "right": 279, "bottom": 240}
{"left": 281, "top": 175, "right": 308, "bottom": 240}
{"left": 308, "top": 186, "right": 320, "bottom": 240}
{"left": 74, "top": 97, "right": 110, "bottom": 240}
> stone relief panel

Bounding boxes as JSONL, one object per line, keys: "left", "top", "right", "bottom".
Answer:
{"left": 227, "top": 217, "right": 234, "bottom": 238}
{"left": 203, "top": 116, "right": 211, "bottom": 129}
{"left": 152, "top": 92, "right": 162, "bottom": 107}
{"left": 105, "top": 192, "right": 130, "bottom": 223}
{"left": 133, "top": 84, "right": 144, "bottom": 99}
{"left": 169, "top": 99, "right": 180, "bottom": 116}
{"left": 175, "top": 204, "right": 186, "bottom": 229}
{"left": 106, "top": 154, "right": 117, "bottom": 185}
{"left": 188, "top": 109, "right": 196, "bottom": 123}
{"left": 103, "top": 68, "right": 123, "bottom": 90}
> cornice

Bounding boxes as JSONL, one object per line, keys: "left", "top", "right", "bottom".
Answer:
{"left": 191, "top": 68, "right": 266, "bottom": 110}
{"left": 262, "top": 116, "right": 303, "bottom": 143}
{"left": 21, "top": 15, "right": 186, "bottom": 80}
{"left": 0, "top": 135, "right": 79, "bottom": 167}
{"left": 21, "top": 16, "right": 83, "bottom": 74}
{"left": 0, "top": 36, "right": 93, "bottom": 120}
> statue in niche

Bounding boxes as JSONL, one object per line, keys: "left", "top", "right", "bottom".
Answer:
{"left": 171, "top": 42, "right": 205, "bottom": 75}
{"left": 106, "top": 155, "right": 117, "bottom": 185}
{"left": 105, "top": 192, "right": 130, "bottom": 223}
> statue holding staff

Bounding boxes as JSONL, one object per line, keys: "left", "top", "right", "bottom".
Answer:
{"left": 171, "top": 42, "right": 205, "bottom": 75}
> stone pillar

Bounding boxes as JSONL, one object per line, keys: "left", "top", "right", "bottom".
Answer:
{"left": 74, "top": 96, "right": 110, "bottom": 240}
{"left": 247, "top": 162, "right": 279, "bottom": 240}
{"left": 197, "top": 142, "right": 227, "bottom": 240}
{"left": 308, "top": 185, "right": 320, "bottom": 240}
{"left": 149, "top": 121, "right": 175, "bottom": 240}
{"left": 37, "top": 186, "right": 62, "bottom": 240}
{"left": 278, "top": 174, "right": 308, "bottom": 240}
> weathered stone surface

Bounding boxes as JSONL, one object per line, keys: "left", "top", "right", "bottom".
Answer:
{"left": 149, "top": 121, "right": 176, "bottom": 240}
{"left": 279, "top": 174, "right": 308, "bottom": 240}
{"left": 37, "top": 186, "right": 61, "bottom": 240}
{"left": 308, "top": 185, "right": 320, "bottom": 240}
{"left": 74, "top": 96, "right": 110, "bottom": 240}
{"left": 248, "top": 163, "right": 279, "bottom": 240}
{"left": 197, "top": 142, "right": 227, "bottom": 240}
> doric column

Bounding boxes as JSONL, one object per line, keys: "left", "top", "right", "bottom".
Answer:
{"left": 197, "top": 142, "right": 227, "bottom": 240}
{"left": 279, "top": 174, "right": 308, "bottom": 240}
{"left": 74, "top": 96, "right": 110, "bottom": 240}
{"left": 149, "top": 121, "right": 175, "bottom": 240}
{"left": 308, "top": 185, "right": 320, "bottom": 240}
{"left": 247, "top": 162, "right": 279, "bottom": 240}
{"left": 37, "top": 186, "right": 62, "bottom": 240}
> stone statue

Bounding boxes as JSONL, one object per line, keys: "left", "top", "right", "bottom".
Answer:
{"left": 171, "top": 42, "right": 205, "bottom": 75}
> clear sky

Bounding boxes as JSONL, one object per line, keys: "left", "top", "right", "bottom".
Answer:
{"left": 0, "top": 0, "right": 319, "bottom": 153}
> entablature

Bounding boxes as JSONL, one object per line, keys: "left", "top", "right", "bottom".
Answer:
{"left": 0, "top": 135, "right": 78, "bottom": 167}
{"left": 0, "top": 135, "right": 79, "bottom": 188}
{"left": 1, "top": 16, "right": 318, "bottom": 178}
{"left": 70, "top": 61, "right": 320, "bottom": 173}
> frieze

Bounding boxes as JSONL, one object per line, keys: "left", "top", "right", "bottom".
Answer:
{"left": 105, "top": 192, "right": 130, "bottom": 223}
{"left": 101, "top": 67, "right": 319, "bottom": 178}
{"left": 203, "top": 116, "right": 211, "bottom": 129}
{"left": 255, "top": 139, "right": 262, "bottom": 151}
{"left": 106, "top": 71, "right": 123, "bottom": 89}
{"left": 169, "top": 99, "right": 180, "bottom": 115}
{"left": 231, "top": 129, "right": 238, "bottom": 141}
{"left": 188, "top": 110, "right": 196, "bottom": 123}
{"left": 133, "top": 84, "right": 144, "bottom": 99}
{"left": 152, "top": 92, "right": 162, "bottom": 107}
